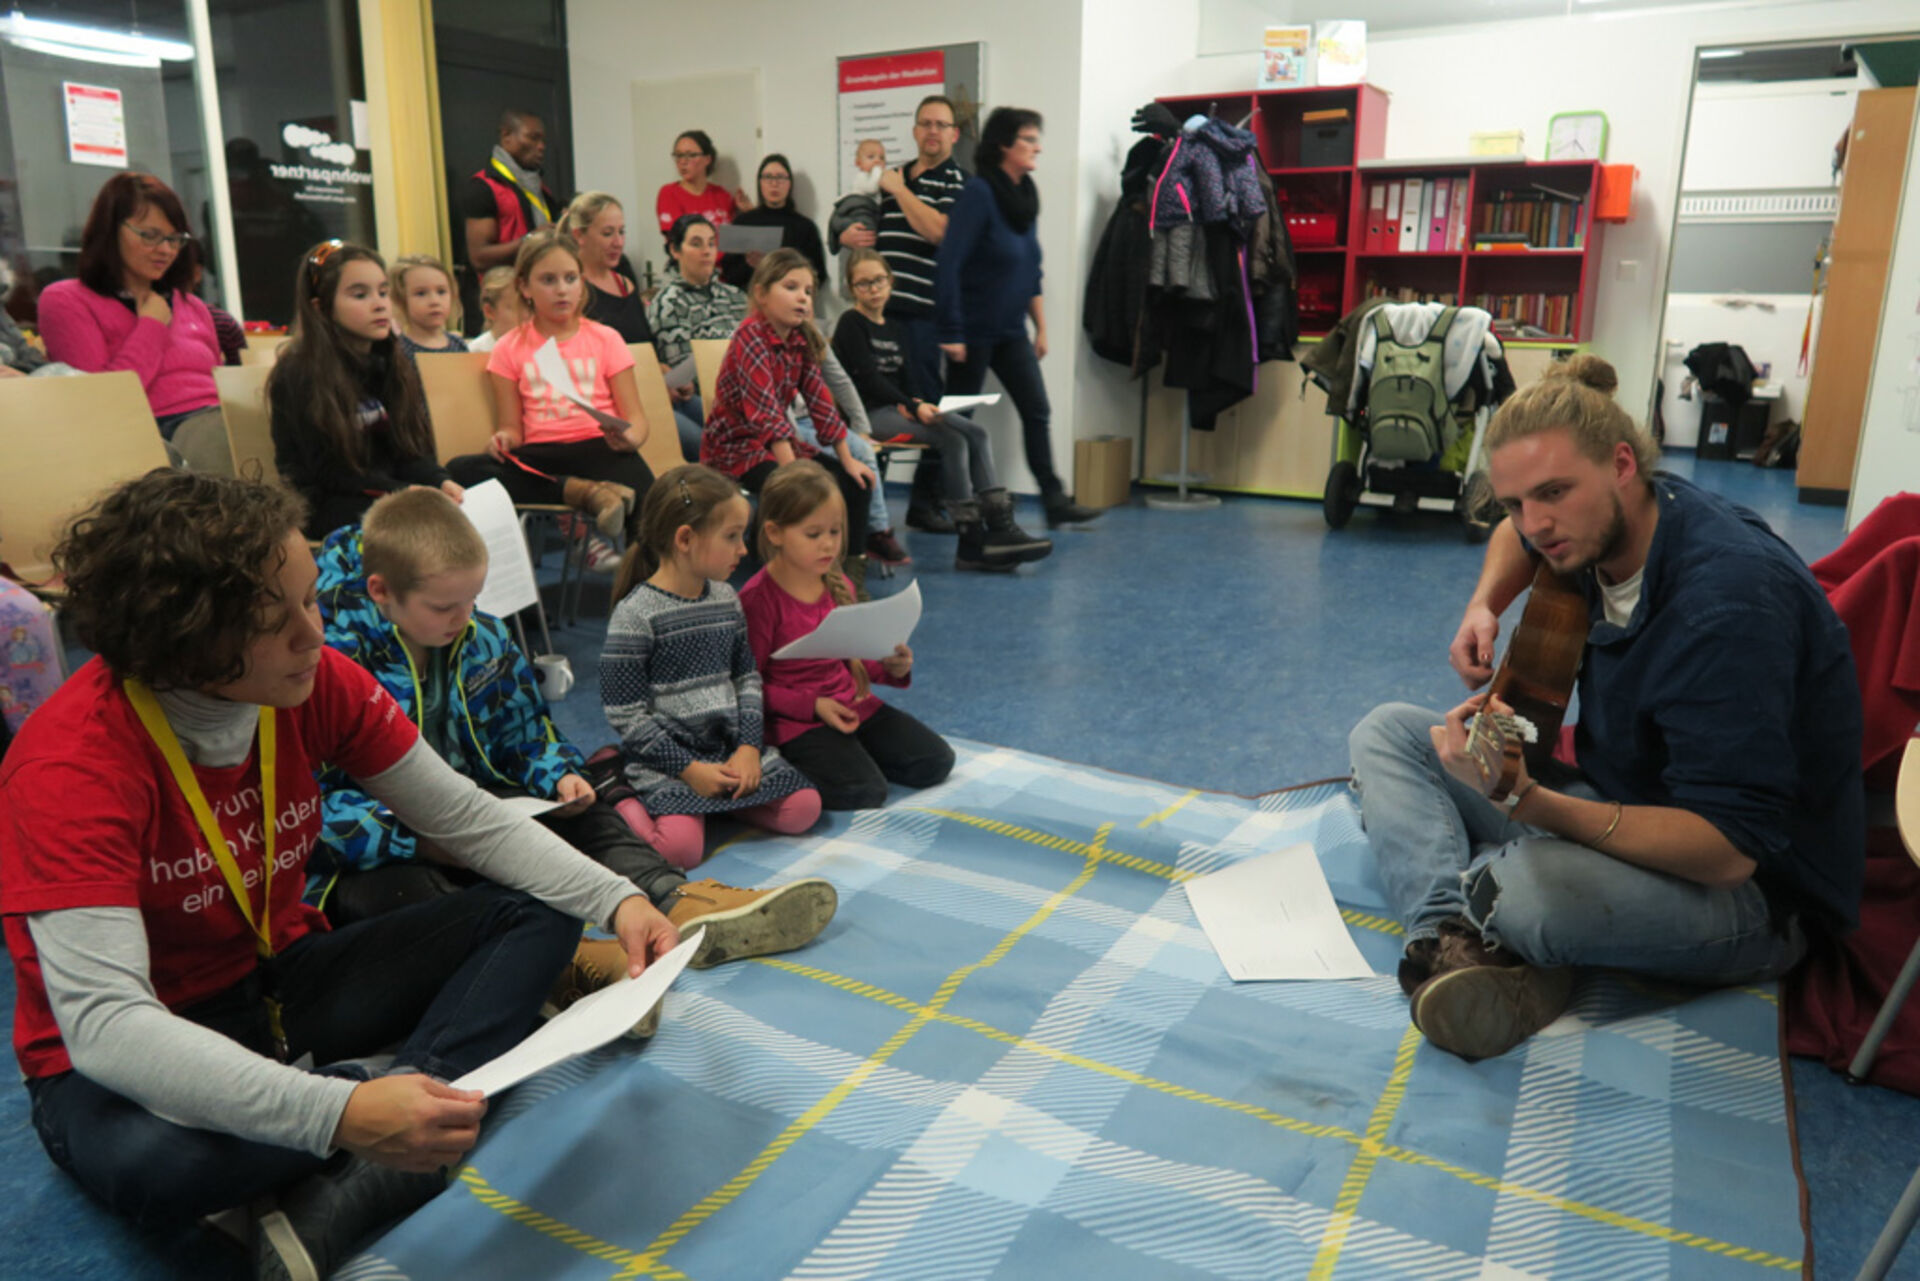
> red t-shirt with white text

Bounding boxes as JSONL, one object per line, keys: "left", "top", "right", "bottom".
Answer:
{"left": 0, "top": 648, "right": 419, "bottom": 1077}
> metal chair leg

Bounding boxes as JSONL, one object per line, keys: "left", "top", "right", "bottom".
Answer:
{"left": 1849, "top": 934, "right": 1920, "bottom": 1082}
{"left": 1857, "top": 1160, "right": 1920, "bottom": 1280}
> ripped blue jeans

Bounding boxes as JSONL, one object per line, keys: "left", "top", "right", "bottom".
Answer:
{"left": 1348, "top": 703, "right": 1805, "bottom": 984}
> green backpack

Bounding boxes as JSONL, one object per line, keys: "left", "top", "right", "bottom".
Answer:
{"left": 1365, "top": 306, "right": 1456, "bottom": 463}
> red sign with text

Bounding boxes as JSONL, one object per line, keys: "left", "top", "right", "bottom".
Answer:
{"left": 838, "top": 51, "right": 945, "bottom": 94}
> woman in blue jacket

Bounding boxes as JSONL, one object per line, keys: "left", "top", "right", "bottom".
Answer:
{"left": 934, "top": 107, "right": 1100, "bottom": 529}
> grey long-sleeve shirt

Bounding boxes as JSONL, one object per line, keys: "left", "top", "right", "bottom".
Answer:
{"left": 28, "top": 689, "right": 639, "bottom": 1157}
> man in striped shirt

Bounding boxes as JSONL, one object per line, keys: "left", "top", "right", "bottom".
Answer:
{"left": 842, "top": 94, "right": 968, "bottom": 530}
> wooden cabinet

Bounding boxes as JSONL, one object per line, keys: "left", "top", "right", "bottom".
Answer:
{"left": 1797, "top": 87, "right": 1916, "bottom": 503}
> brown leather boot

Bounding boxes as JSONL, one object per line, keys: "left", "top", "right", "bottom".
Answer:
{"left": 545, "top": 938, "right": 660, "bottom": 1037}
{"left": 562, "top": 478, "right": 635, "bottom": 538}
{"left": 1408, "top": 919, "right": 1573, "bottom": 1061}
{"left": 666, "top": 877, "right": 839, "bottom": 969}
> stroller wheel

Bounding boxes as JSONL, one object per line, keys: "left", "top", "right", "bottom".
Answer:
{"left": 1324, "top": 461, "right": 1362, "bottom": 529}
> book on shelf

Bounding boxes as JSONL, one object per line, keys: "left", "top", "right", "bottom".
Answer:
{"left": 1365, "top": 183, "right": 1386, "bottom": 251}
{"left": 1474, "top": 189, "right": 1586, "bottom": 248}
{"left": 1428, "top": 180, "right": 1450, "bottom": 252}
{"left": 1259, "top": 25, "right": 1312, "bottom": 89}
{"left": 1397, "top": 177, "right": 1423, "bottom": 252}
{"left": 1444, "top": 183, "right": 1468, "bottom": 250}
{"left": 1382, "top": 181, "right": 1402, "bottom": 251}
{"left": 1363, "top": 279, "right": 1459, "bottom": 306}
{"left": 1474, "top": 291, "right": 1574, "bottom": 337}
{"left": 1301, "top": 107, "right": 1351, "bottom": 123}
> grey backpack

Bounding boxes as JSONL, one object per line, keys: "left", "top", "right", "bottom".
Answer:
{"left": 1365, "top": 306, "right": 1456, "bottom": 462}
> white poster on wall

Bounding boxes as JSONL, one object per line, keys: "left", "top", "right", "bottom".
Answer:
{"left": 63, "top": 81, "right": 128, "bottom": 169}
{"left": 835, "top": 50, "right": 946, "bottom": 193}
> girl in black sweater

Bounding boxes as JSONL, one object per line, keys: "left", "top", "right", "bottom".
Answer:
{"left": 269, "top": 241, "right": 462, "bottom": 539}
{"left": 831, "top": 249, "right": 1048, "bottom": 572}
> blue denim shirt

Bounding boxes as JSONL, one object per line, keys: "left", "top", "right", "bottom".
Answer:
{"left": 1571, "top": 474, "right": 1863, "bottom": 932}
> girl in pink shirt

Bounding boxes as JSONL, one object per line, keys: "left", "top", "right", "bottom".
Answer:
{"left": 738, "top": 460, "right": 952, "bottom": 810}
{"left": 445, "top": 229, "right": 653, "bottom": 538}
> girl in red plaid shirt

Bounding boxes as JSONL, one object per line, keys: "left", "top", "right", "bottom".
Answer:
{"left": 701, "top": 250, "right": 876, "bottom": 563}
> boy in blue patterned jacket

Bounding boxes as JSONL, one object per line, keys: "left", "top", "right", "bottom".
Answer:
{"left": 310, "top": 489, "right": 837, "bottom": 996}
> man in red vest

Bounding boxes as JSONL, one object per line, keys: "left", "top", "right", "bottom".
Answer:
{"left": 457, "top": 108, "right": 558, "bottom": 329}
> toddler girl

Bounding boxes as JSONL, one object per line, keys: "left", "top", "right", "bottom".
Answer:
{"left": 389, "top": 254, "right": 467, "bottom": 354}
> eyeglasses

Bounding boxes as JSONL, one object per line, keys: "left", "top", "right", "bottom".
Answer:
{"left": 762, "top": 173, "right": 792, "bottom": 183}
{"left": 850, "top": 277, "right": 888, "bottom": 292}
{"left": 671, "top": 151, "right": 705, "bottom": 161}
{"left": 123, "top": 223, "right": 192, "bottom": 251}
{"left": 915, "top": 120, "right": 957, "bottom": 132}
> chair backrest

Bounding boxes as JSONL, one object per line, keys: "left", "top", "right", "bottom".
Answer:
{"left": 1899, "top": 739, "right": 1920, "bottom": 866}
{"left": 240, "top": 333, "right": 286, "bottom": 367}
{"left": 692, "top": 338, "right": 729, "bottom": 407}
{"left": 0, "top": 371, "right": 172, "bottom": 580}
{"left": 415, "top": 351, "right": 497, "bottom": 464}
{"left": 628, "top": 342, "right": 693, "bottom": 480}
{"left": 214, "top": 364, "right": 279, "bottom": 484}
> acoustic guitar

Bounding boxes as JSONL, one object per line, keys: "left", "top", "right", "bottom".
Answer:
{"left": 1465, "top": 560, "right": 1588, "bottom": 802}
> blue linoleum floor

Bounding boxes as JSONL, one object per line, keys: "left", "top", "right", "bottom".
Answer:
{"left": 3, "top": 451, "right": 1916, "bottom": 1279}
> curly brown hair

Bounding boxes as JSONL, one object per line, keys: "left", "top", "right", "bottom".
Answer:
{"left": 55, "top": 470, "right": 308, "bottom": 689}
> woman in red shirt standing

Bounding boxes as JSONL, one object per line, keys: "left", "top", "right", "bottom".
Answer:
{"left": 655, "top": 129, "right": 747, "bottom": 257}
{"left": 0, "top": 471, "right": 674, "bottom": 1276}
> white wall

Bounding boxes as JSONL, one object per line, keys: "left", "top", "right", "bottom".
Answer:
{"left": 1846, "top": 85, "right": 1920, "bottom": 529}
{"left": 1681, "top": 78, "right": 1858, "bottom": 193}
{"left": 1657, "top": 292, "right": 1815, "bottom": 448}
{"left": 1133, "top": 0, "right": 1920, "bottom": 432}
{"left": 568, "top": 0, "right": 1087, "bottom": 495}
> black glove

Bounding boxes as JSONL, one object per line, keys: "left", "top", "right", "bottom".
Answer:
{"left": 1131, "top": 102, "right": 1181, "bottom": 137}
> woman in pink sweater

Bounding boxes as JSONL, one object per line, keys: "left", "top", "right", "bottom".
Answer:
{"left": 37, "top": 173, "right": 230, "bottom": 474}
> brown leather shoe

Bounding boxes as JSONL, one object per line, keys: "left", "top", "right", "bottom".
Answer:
{"left": 667, "top": 877, "right": 838, "bottom": 969}
{"left": 545, "top": 938, "right": 660, "bottom": 1038}
{"left": 1410, "top": 961, "right": 1575, "bottom": 1062}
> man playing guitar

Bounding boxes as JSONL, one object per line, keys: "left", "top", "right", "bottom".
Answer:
{"left": 1349, "top": 354, "right": 1864, "bottom": 1061}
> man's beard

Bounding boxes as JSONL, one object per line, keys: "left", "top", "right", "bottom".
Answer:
{"left": 1568, "top": 491, "right": 1630, "bottom": 576}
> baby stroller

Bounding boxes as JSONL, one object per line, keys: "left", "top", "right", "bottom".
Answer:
{"left": 1314, "top": 302, "right": 1508, "bottom": 540}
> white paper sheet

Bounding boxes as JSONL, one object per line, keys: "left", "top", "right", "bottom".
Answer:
{"left": 717, "top": 223, "right": 785, "bottom": 254}
{"left": 494, "top": 795, "right": 565, "bottom": 819}
{"left": 936, "top": 393, "right": 1001, "bottom": 414}
{"left": 663, "top": 356, "right": 698, "bottom": 392}
{"left": 459, "top": 480, "right": 541, "bottom": 618}
{"left": 1182, "top": 844, "right": 1376, "bottom": 981}
{"left": 451, "top": 927, "right": 704, "bottom": 1097}
{"left": 533, "top": 337, "right": 630, "bottom": 437}
{"left": 771, "top": 579, "right": 921, "bottom": 661}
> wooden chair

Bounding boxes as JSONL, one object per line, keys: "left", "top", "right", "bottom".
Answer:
{"left": 240, "top": 333, "right": 285, "bottom": 367}
{"left": 214, "top": 364, "right": 280, "bottom": 484}
{"left": 0, "top": 371, "right": 172, "bottom": 582}
{"left": 628, "top": 342, "right": 696, "bottom": 478}
{"left": 691, "top": 338, "right": 729, "bottom": 409}
{"left": 1856, "top": 737, "right": 1920, "bottom": 1280}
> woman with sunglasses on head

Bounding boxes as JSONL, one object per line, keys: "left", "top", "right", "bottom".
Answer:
{"left": 719, "top": 154, "right": 825, "bottom": 290}
{"left": 38, "top": 172, "right": 233, "bottom": 474}
{"left": 269, "top": 240, "right": 463, "bottom": 540}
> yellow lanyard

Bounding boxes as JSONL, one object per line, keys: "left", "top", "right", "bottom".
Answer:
{"left": 492, "top": 157, "right": 550, "bottom": 224}
{"left": 125, "top": 680, "right": 279, "bottom": 959}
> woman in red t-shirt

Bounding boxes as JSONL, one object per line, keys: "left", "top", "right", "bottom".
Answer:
{"left": 0, "top": 471, "right": 674, "bottom": 1274}
{"left": 656, "top": 129, "right": 748, "bottom": 255}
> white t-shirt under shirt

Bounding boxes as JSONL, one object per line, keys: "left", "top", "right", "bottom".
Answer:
{"left": 1599, "top": 566, "right": 1645, "bottom": 628}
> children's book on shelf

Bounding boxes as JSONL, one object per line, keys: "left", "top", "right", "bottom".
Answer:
{"left": 1259, "top": 25, "right": 1312, "bottom": 89}
{"left": 1315, "top": 20, "right": 1366, "bottom": 87}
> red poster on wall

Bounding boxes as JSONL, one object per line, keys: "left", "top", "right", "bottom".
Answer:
{"left": 63, "top": 81, "right": 128, "bottom": 169}
{"left": 836, "top": 51, "right": 945, "bottom": 192}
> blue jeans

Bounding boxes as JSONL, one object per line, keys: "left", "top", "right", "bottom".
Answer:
{"left": 26, "top": 883, "right": 581, "bottom": 1223}
{"left": 676, "top": 394, "right": 705, "bottom": 462}
{"left": 943, "top": 335, "right": 1064, "bottom": 498}
{"left": 1348, "top": 703, "right": 1806, "bottom": 984}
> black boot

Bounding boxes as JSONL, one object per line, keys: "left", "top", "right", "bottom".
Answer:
{"left": 951, "top": 499, "right": 1017, "bottom": 573}
{"left": 979, "top": 488, "right": 1053, "bottom": 564}
{"left": 1043, "top": 490, "right": 1104, "bottom": 529}
{"left": 905, "top": 456, "right": 955, "bottom": 533}
{"left": 254, "top": 1154, "right": 447, "bottom": 1281}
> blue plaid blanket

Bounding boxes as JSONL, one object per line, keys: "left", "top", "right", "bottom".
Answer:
{"left": 344, "top": 741, "right": 1804, "bottom": 1279}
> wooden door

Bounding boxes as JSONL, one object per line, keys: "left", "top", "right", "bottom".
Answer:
{"left": 1797, "top": 87, "right": 1916, "bottom": 500}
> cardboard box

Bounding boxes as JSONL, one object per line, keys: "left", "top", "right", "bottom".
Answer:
{"left": 1074, "top": 435, "right": 1134, "bottom": 509}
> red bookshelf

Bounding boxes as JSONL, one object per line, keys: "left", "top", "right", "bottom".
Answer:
{"left": 1151, "top": 85, "right": 1605, "bottom": 342}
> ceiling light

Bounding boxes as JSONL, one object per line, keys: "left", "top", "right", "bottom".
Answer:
{"left": 1698, "top": 49, "right": 1745, "bottom": 59}
{"left": 5, "top": 33, "right": 158, "bottom": 66}
{"left": 0, "top": 12, "right": 193, "bottom": 61}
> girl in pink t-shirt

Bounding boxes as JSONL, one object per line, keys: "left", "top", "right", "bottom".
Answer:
{"left": 445, "top": 229, "right": 653, "bottom": 539}
{"left": 738, "top": 460, "right": 952, "bottom": 811}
